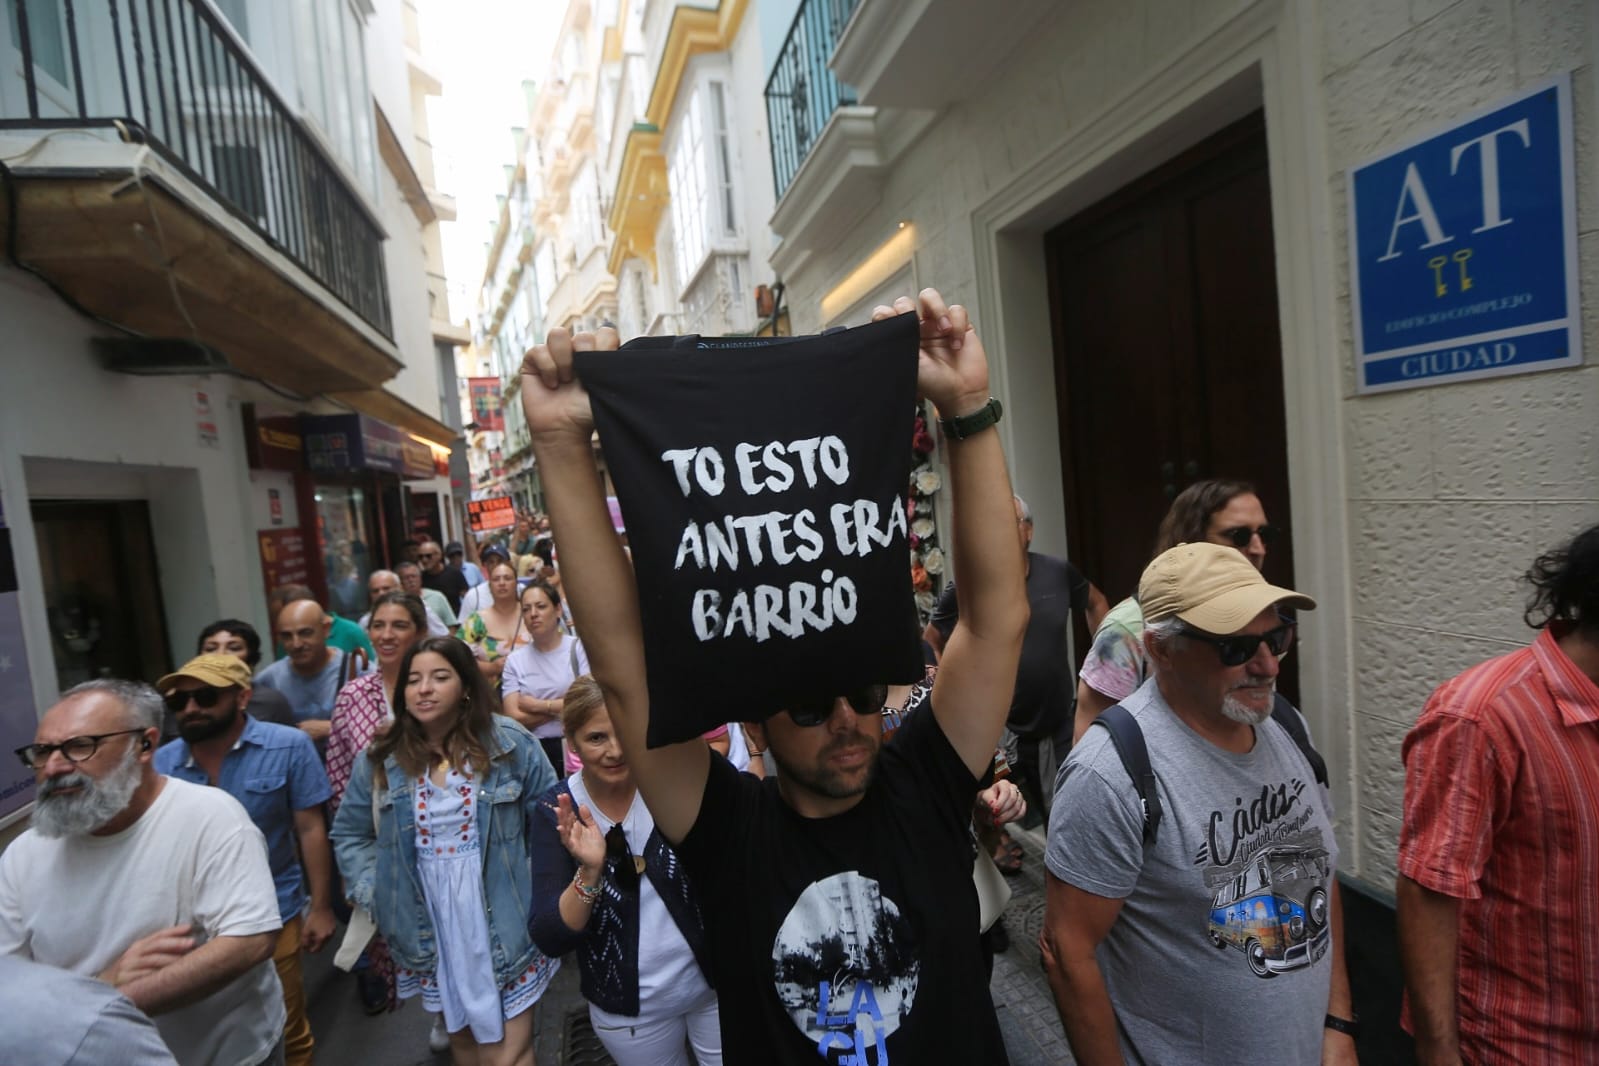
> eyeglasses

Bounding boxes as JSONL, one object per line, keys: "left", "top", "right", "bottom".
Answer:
{"left": 1180, "top": 622, "right": 1296, "bottom": 667}
{"left": 605, "top": 824, "right": 639, "bottom": 891}
{"left": 1218, "top": 524, "right": 1279, "bottom": 549}
{"left": 16, "top": 729, "right": 147, "bottom": 769}
{"left": 418, "top": 550, "right": 440, "bottom": 560}
{"left": 162, "top": 685, "right": 227, "bottom": 714}
{"left": 787, "top": 686, "right": 887, "bottom": 728}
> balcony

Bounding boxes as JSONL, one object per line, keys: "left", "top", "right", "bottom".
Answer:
{"left": 0, "top": 0, "right": 399, "bottom": 393}
{"left": 764, "top": 0, "right": 933, "bottom": 279}
{"left": 829, "top": 0, "right": 1057, "bottom": 109}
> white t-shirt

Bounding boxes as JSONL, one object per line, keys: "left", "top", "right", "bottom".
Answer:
{"left": 500, "top": 635, "right": 588, "bottom": 739}
{"left": 0, "top": 778, "right": 286, "bottom": 1066}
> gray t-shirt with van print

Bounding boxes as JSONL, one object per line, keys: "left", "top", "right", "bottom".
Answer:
{"left": 1047, "top": 677, "right": 1337, "bottom": 1065}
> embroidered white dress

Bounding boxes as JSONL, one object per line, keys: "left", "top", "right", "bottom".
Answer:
{"left": 396, "top": 766, "right": 558, "bottom": 1042}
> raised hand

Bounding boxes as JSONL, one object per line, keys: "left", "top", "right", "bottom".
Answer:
{"left": 519, "top": 326, "right": 619, "bottom": 442}
{"left": 871, "top": 288, "right": 991, "bottom": 419}
{"left": 555, "top": 792, "right": 607, "bottom": 875}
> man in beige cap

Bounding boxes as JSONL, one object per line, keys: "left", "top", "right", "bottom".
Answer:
{"left": 1, "top": 678, "right": 284, "bottom": 1065}
{"left": 154, "top": 655, "right": 334, "bottom": 1066}
{"left": 1041, "top": 542, "right": 1357, "bottom": 1065}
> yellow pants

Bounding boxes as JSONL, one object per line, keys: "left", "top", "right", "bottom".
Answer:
{"left": 273, "top": 917, "right": 314, "bottom": 1066}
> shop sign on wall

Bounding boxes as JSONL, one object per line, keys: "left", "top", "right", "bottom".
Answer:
{"left": 303, "top": 413, "right": 408, "bottom": 475}
{"left": 1348, "top": 74, "right": 1579, "bottom": 393}
{"left": 258, "top": 529, "right": 311, "bottom": 599}
{"left": 0, "top": 492, "right": 38, "bottom": 820}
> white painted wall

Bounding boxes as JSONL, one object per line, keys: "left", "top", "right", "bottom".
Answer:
{"left": 767, "top": 0, "right": 1599, "bottom": 888}
{"left": 0, "top": 270, "right": 269, "bottom": 717}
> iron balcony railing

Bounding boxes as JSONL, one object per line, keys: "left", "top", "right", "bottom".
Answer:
{"left": 764, "top": 0, "right": 858, "bottom": 200}
{"left": 1, "top": 0, "right": 392, "bottom": 339}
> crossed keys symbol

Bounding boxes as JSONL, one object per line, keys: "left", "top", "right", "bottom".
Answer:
{"left": 1428, "top": 249, "right": 1474, "bottom": 297}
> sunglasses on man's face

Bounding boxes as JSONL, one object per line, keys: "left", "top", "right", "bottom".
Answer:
{"left": 1218, "top": 524, "right": 1279, "bottom": 549}
{"left": 1180, "top": 622, "right": 1296, "bottom": 667}
{"left": 162, "top": 685, "right": 227, "bottom": 714}
{"left": 786, "top": 686, "right": 888, "bottom": 728}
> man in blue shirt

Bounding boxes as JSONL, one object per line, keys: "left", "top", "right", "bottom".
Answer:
{"left": 155, "top": 654, "right": 335, "bottom": 1066}
{"left": 255, "top": 598, "right": 364, "bottom": 745}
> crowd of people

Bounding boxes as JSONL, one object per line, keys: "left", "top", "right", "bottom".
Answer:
{"left": 0, "top": 288, "right": 1594, "bottom": 1066}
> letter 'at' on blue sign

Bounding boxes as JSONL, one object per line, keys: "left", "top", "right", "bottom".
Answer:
{"left": 1346, "top": 75, "right": 1580, "bottom": 394}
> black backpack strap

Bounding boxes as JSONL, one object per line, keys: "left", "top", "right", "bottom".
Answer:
{"left": 1089, "top": 705, "right": 1162, "bottom": 844}
{"left": 1270, "top": 694, "right": 1328, "bottom": 788}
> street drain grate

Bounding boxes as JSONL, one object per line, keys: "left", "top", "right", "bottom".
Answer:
{"left": 561, "top": 1006, "right": 618, "bottom": 1066}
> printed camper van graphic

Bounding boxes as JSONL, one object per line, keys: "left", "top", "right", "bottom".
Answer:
{"left": 1207, "top": 845, "right": 1331, "bottom": 978}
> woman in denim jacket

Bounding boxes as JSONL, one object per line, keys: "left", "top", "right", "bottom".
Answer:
{"left": 529, "top": 676, "right": 720, "bottom": 1065}
{"left": 333, "top": 637, "right": 559, "bottom": 1065}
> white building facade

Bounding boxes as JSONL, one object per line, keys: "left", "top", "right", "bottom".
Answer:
{"left": 0, "top": 0, "right": 465, "bottom": 831}
{"left": 756, "top": 0, "right": 1597, "bottom": 1037}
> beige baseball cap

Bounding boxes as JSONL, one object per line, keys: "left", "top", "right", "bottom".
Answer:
{"left": 1138, "top": 542, "right": 1316, "bottom": 634}
{"left": 156, "top": 653, "right": 253, "bottom": 694}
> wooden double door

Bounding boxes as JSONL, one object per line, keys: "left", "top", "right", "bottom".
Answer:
{"left": 1047, "top": 113, "right": 1298, "bottom": 696}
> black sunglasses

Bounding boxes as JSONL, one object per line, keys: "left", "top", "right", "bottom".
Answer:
{"left": 605, "top": 824, "right": 640, "bottom": 892}
{"left": 16, "top": 729, "right": 148, "bottom": 770}
{"left": 1218, "top": 524, "right": 1279, "bottom": 549}
{"left": 1180, "top": 622, "right": 1296, "bottom": 667}
{"left": 162, "top": 685, "right": 227, "bottom": 714}
{"left": 787, "top": 686, "right": 888, "bottom": 728}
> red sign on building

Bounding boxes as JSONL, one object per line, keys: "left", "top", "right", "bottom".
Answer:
{"left": 469, "top": 378, "right": 505, "bottom": 431}
{"left": 467, "top": 496, "right": 516, "bottom": 533}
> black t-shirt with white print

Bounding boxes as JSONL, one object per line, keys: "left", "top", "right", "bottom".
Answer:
{"left": 676, "top": 699, "right": 1008, "bottom": 1065}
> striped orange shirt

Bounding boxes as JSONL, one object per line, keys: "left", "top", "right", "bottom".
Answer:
{"left": 1399, "top": 624, "right": 1599, "bottom": 1064}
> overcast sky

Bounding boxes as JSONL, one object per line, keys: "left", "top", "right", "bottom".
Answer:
{"left": 417, "top": 0, "right": 566, "bottom": 327}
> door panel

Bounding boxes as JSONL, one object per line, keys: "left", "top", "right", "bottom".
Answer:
{"left": 1048, "top": 112, "right": 1298, "bottom": 699}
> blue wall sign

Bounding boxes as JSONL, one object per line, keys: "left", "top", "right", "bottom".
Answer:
{"left": 1348, "top": 75, "right": 1579, "bottom": 393}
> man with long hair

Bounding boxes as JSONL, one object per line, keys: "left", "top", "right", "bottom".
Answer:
{"left": 1398, "top": 523, "right": 1599, "bottom": 1064}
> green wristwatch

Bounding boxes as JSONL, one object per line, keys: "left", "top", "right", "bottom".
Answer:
{"left": 939, "top": 397, "right": 1003, "bottom": 440}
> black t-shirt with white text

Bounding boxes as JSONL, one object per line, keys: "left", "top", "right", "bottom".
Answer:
{"left": 676, "top": 702, "right": 1007, "bottom": 1065}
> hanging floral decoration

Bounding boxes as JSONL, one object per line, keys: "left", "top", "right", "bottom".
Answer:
{"left": 907, "top": 403, "right": 944, "bottom": 623}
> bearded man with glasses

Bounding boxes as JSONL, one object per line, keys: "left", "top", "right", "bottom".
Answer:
{"left": 151, "top": 654, "right": 335, "bottom": 1066}
{"left": 1042, "top": 542, "right": 1358, "bottom": 1066}
{"left": 0, "top": 678, "right": 285, "bottom": 1065}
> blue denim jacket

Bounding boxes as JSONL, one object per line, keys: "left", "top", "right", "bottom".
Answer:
{"left": 331, "top": 716, "right": 557, "bottom": 985}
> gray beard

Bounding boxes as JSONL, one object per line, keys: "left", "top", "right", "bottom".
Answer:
{"left": 1220, "top": 689, "right": 1275, "bottom": 726}
{"left": 32, "top": 746, "right": 144, "bottom": 838}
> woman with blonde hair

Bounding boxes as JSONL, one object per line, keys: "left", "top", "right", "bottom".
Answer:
{"left": 528, "top": 676, "right": 720, "bottom": 1065}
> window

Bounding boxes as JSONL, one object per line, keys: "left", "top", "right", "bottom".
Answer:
{"left": 7, "top": 0, "right": 70, "bottom": 88}
{"left": 708, "top": 81, "right": 737, "bottom": 236}
{"left": 667, "top": 84, "right": 708, "bottom": 292}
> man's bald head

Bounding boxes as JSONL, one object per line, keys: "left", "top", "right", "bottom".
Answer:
{"left": 276, "top": 599, "right": 332, "bottom": 674}
{"left": 417, "top": 541, "right": 444, "bottom": 574}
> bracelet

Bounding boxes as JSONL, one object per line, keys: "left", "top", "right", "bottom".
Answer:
{"left": 571, "top": 871, "right": 601, "bottom": 905}
{"left": 748, "top": 748, "right": 765, "bottom": 757}
{"left": 1324, "top": 1013, "right": 1360, "bottom": 1038}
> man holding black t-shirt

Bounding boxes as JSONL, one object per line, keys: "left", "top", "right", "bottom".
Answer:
{"left": 519, "top": 289, "right": 1028, "bottom": 1064}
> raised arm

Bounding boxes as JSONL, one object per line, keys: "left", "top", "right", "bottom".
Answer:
{"left": 875, "top": 291, "right": 1028, "bottom": 777}
{"left": 520, "top": 328, "right": 710, "bottom": 843}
